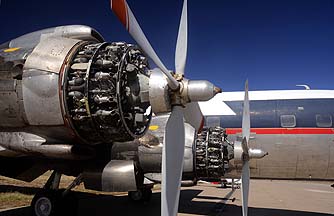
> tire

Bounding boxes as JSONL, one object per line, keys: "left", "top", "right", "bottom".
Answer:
{"left": 128, "top": 190, "right": 143, "bottom": 202}
{"left": 31, "top": 190, "right": 58, "bottom": 216}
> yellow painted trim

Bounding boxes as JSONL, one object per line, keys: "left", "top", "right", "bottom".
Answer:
{"left": 4, "top": 47, "right": 21, "bottom": 53}
{"left": 149, "top": 125, "right": 159, "bottom": 131}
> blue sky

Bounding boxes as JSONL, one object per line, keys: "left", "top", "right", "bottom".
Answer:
{"left": 0, "top": 0, "right": 333, "bottom": 91}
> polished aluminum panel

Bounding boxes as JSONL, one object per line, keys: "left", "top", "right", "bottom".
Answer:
{"left": 101, "top": 160, "right": 137, "bottom": 192}
{"left": 24, "top": 37, "right": 80, "bottom": 74}
{"left": 0, "top": 145, "right": 22, "bottom": 157}
{"left": 22, "top": 70, "right": 63, "bottom": 125}
{"left": 183, "top": 122, "right": 196, "bottom": 173}
{"left": 0, "top": 80, "right": 27, "bottom": 127}
{"left": 138, "top": 120, "right": 195, "bottom": 174}
{"left": 0, "top": 132, "right": 92, "bottom": 159}
{"left": 148, "top": 69, "right": 171, "bottom": 114}
{"left": 9, "top": 25, "right": 104, "bottom": 50}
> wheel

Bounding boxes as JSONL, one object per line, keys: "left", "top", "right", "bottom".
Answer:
{"left": 31, "top": 190, "right": 58, "bottom": 216}
{"left": 128, "top": 190, "right": 143, "bottom": 201}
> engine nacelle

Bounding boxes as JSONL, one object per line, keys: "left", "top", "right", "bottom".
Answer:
{"left": 133, "top": 126, "right": 243, "bottom": 182}
{"left": 0, "top": 25, "right": 151, "bottom": 144}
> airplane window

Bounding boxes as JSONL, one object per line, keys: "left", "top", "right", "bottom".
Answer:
{"left": 316, "top": 114, "right": 332, "bottom": 128}
{"left": 280, "top": 115, "right": 296, "bottom": 128}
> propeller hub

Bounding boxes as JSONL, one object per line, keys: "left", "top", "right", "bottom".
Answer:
{"left": 149, "top": 69, "right": 221, "bottom": 113}
{"left": 180, "top": 79, "right": 221, "bottom": 104}
{"left": 249, "top": 148, "right": 269, "bottom": 159}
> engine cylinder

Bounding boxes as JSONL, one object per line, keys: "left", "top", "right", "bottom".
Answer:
{"left": 195, "top": 127, "right": 233, "bottom": 181}
{"left": 0, "top": 33, "right": 151, "bottom": 144}
{"left": 63, "top": 42, "right": 151, "bottom": 143}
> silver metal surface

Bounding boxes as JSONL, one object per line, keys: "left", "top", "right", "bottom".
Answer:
{"left": 249, "top": 148, "right": 268, "bottom": 159}
{"left": 9, "top": 25, "right": 104, "bottom": 50}
{"left": 83, "top": 160, "right": 137, "bottom": 192}
{"left": 136, "top": 73, "right": 150, "bottom": 103}
{"left": 0, "top": 146, "right": 22, "bottom": 157}
{"left": 227, "top": 133, "right": 334, "bottom": 180}
{"left": 24, "top": 37, "right": 80, "bottom": 74}
{"left": 0, "top": 79, "right": 27, "bottom": 127}
{"left": 148, "top": 69, "right": 171, "bottom": 114}
{"left": 138, "top": 117, "right": 195, "bottom": 174}
{"left": 0, "top": 79, "right": 15, "bottom": 91}
{"left": 161, "top": 106, "right": 185, "bottom": 216}
{"left": 174, "top": 0, "right": 188, "bottom": 76}
{"left": 183, "top": 122, "right": 196, "bottom": 173}
{"left": 22, "top": 70, "right": 63, "bottom": 125}
{"left": 138, "top": 139, "right": 163, "bottom": 173}
{"left": 21, "top": 37, "right": 81, "bottom": 126}
{"left": 0, "top": 132, "right": 93, "bottom": 159}
{"left": 101, "top": 160, "right": 137, "bottom": 192}
{"left": 234, "top": 140, "right": 243, "bottom": 165}
{"left": 183, "top": 102, "right": 204, "bottom": 132}
{"left": 187, "top": 80, "right": 218, "bottom": 102}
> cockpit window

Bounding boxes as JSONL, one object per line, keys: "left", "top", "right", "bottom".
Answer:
{"left": 280, "top": 115, "right": 296, "bottom": 128}
{"left": 316, "top": 114, "right": 332, "bottom": 128}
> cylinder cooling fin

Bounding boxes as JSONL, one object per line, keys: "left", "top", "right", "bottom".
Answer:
{"left": 64, "top": 42, "right": 151, "bottom": 144}
{"left": 195, "top": 127, "right": 234, "bottom": 181}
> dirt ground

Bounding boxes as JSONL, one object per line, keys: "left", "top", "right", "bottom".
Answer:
{"left": 0, "top": 174, "right": 333, "bottom": 216}
{"left": 0, "top": 172, "right": 122, "bottom": 210}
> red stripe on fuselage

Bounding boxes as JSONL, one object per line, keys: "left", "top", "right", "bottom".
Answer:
{"left": 226, "top": 128, "right": 334, "bottom": 135}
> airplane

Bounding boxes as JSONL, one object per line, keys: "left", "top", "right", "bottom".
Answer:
{"left": 144, "top": 88, "right": 334, "bottom": 180}
{"left": 3, "top": 0, "right": 331, "bottom": 216}
{"left": 136, "top": 88, "right": 334, "bottom": 205}
{"left": 0, "top": 0, "right": 263, "bottom": 216}
{"left": 199, "top": 88, "right": 334, "bottom": 180}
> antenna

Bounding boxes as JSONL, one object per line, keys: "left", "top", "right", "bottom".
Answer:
{"left": 296, "top": 84, "right": 310, "bottom": 90}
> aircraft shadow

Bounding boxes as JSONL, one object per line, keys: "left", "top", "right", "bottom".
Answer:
{"left": 0, "top": 188, "right": 332, "bottom": 216}
{"left": 0, "top": 185, "right": 40, "bottom": 195}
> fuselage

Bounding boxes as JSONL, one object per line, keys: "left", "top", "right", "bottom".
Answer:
{"left": 199, "top": 89, "right": 334, "bottom": 180}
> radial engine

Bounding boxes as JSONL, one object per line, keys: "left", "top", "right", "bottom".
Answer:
{"left": 0, "top": 25, "right": 151, "bottom": 145}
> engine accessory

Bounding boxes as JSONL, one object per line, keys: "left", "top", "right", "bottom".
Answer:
{"left": 65, "top": 42, "right": 151, "bottom": 143}
{"left": 195, "top": 126, "right": 233, "bottom": 180}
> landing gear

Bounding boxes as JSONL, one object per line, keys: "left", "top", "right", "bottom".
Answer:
{"left": 31, "top": 191, "right": 58, "bottom": 216}
{"left": 31, "top": 171, "right": 82, "bottom": 216}
{"left": 128, "top": 187, "right": 152, "bottom": 203}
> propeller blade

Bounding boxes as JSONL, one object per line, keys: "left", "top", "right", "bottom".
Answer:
{"left": 110, "top": 0, "right": 179, "bottom": 90}
{"left": 241, "top": 80, "right": 251, "bottom": 216}
{"left": 162, "top": 106, "right": 185, "bottom": 216}
{"left": 242, "top": 80, "right": 250, "bottom": 143}
{"left": 241, "top": 137, "right": 249, "bottom": 156}
{"left": 241, "top": 160, "right": 250, "bottom": 216}
{"left": 183, "top": 102, "right": 203, "bottom": 132}
{"left": 175, "top": 0, "right": 188, "bottom": 75}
